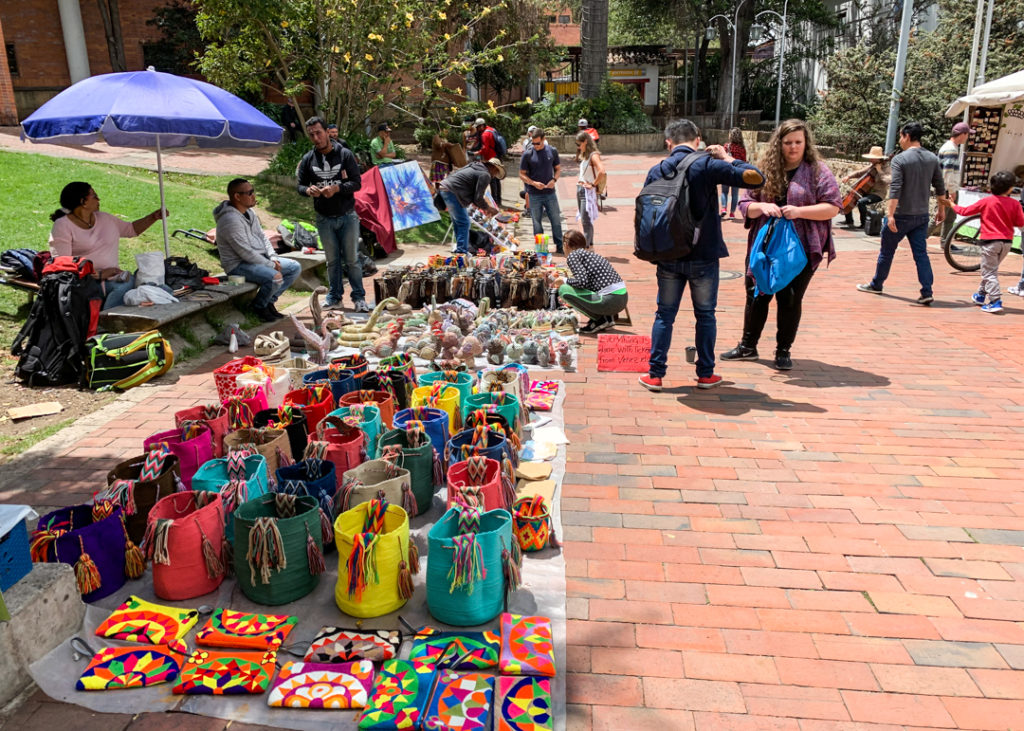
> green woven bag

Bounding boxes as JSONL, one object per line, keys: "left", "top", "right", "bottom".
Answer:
{"left": 376, "top": 427, "right": 443, "bottom": 517}
{"left": 233, "top": 493, "right": 326, "bottom": 605}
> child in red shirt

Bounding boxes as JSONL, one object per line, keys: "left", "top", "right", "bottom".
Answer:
{"left": 948, "top": 170, "right": 1024, "bottom": 313}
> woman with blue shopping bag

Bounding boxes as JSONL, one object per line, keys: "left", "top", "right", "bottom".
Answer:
{"left": 723, "top": 119, "right": 841, "bottom": 371}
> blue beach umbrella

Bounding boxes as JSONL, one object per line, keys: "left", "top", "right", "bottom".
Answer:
{"left": 20, "top": 67, "right": 283, "bottom": 255}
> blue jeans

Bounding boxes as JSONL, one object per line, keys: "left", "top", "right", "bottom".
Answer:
{"left": 441, "top": 190, "right": 470, "bottom": 254}
{"left": 102, "top": 275, "right": 135, "bottom": 309}
{"left": 316, "top": 211, "right": 364, "bottom": 304}
{"left": 528, "top": 190, "right": 563, "bottom": 252}
{"left": 231, "top": 257, "right": 301, "bottom": 309}
{"left": 869, "top": 214, "right": 933, "bottom": 297}
{"left": 649, "top": 259, "right": 720, "bottom": 379}
{"left": 720, "top": 186, "right": 739, "bottom": 213}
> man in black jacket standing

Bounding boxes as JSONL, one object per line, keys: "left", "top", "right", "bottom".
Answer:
{"left": 295, "top": 116, "right": 369, "bottom": 312}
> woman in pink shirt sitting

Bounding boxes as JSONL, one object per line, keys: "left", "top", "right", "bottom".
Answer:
{"left": 48, "top": 181, "right": 165, "bottom": 309}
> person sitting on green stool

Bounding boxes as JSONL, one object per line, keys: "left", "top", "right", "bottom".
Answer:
{"left": 555, "top": 230, "right": 628, "bottom": 334}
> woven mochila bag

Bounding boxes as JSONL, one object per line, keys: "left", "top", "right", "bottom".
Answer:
{"left": 303, "top": 365, "right": 357, "bottom": 406}
{"left": 144, "top": 491, "right": 226, "bottom": 600}
{"left": 462, "top": 411, "right": 521, "bottom": 472}
{"left": 512, "top": 495, "right": 559, "bottom": 553}
{"left": 360, "top": 369, "right": 415, "bottom": 412}
{"left": 212, "top": 355, "right": 266, "bottom": 403}
{"left": 446, "top": 425, "right": 517, "bottom": 492}
{"left": 393, "top": 406, "right": 450, "bottom": 459}
{"left": 228, "top": 382, "right": 270, "bottom": 420}
{"left": 314, "top": 416, "right": 368, "bottom": 486}
{"left": 378, "top": 352, "right": 416, "bottom": 384}
{"left": 426, "top": 505, "right": 520, "bottom": 626}
{"left": 254, "top": 404, "right": 309, "bottom": 462}
{"left": 174, "top": 404, "right": 230, "bottom": 458}
{"left": 447, "top": 455, "right": 513, "bottom": 512}
{"left": 329, "top": 404, "right": 383, "bottom": 460}
{"left": 411, "top": 383, "right": 462, "bottom": 432}
{"left": 30, "top": 501, "right": 143, "bottom": 601}
{"left": 102, "top": 447, "right": 181, "bottom": 545}
{"left": 284, "top": 384, "right": 334, "bottom": 435}
{"left": 275, "top": 454, "right": 339, "bottom": 519}
{"left": 236, "top": 365, "right": 290, "bottom": 410}
{"left": 192, "top": 452, "right": 270, "bottom": 544}
{"left": 329, "top": 353, "right": 369, "bottom": 381}
{"left": 223, "top": 427, "right": 290, "bottom": 476}
{"left": 334, "top": 497, "right": 418, "bottom": 619}
{"left": 417, "top": 370, "right": 475, "bottom": 409}
{"left": 339, "top": 389, "right": 395, "bottom": 430}
{"left": 339, "top": 459, "right": 416, "bottom": 515}
{"left": 463, "top": 391, "right": 522, "bottom": 435}
{"left": 377, "top": 423, "right": 445, "bottom": 517}
{"left": 142, "top": 423, "right": 214, "bottom": 490}
{"left": 233, "top": 493, "right": 327, "bottom": 606}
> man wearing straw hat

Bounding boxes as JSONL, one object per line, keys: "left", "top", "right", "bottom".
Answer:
{"left": 841, "top": 146, "right": 891, "bottom": 229}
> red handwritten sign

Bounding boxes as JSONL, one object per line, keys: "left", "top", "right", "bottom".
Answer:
{"left": 597, "top": 334, "right": 651, "bottom": 372}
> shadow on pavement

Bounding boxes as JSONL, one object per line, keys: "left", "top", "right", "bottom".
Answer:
{"left": 773, "top": 360, "right": 891, "bottom": 388}
{"left": 672, "top": 385, "right": 828, "bottom": 415}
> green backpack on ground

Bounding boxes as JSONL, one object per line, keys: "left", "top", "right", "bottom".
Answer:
{"left": 83, "top": 330, "right": 174, "bottom": 391}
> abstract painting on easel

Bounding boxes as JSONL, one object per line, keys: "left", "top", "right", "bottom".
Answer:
{"left": 378, "top": 161, "right": 442, "bottom": 230}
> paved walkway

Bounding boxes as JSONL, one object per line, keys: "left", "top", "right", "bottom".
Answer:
{"left": 4, "top": 149, "right": 1024, "bottom": 730}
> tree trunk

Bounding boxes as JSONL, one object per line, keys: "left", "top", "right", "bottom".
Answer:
{"left": 96, "top": 0, "right": 127, "bottom": 72}
{"left": 714, "top": 2, "right": 755, "bottom": 128}
{"left": 579, "top": 0, "right": 608, "bottom": 99}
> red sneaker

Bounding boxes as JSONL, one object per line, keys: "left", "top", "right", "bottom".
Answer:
{"left": 638, "top": 374, "right": 663, "bottom": 392}
{"left": 696, "top": 374, "right": 723, "bottom": 389}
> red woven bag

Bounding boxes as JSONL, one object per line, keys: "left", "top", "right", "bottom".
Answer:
{"left": 144, "top": 491, "right": 226, "bottom": 600}
{"left": 338, "top": 390, "right": 395, "bottom": 429}
{"left": 212, "top": 356, "right": 266, "bottom": 403}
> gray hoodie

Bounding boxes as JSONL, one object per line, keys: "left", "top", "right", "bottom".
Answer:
{"left": 213, "top": 200, "right": 276, "bottom": 274}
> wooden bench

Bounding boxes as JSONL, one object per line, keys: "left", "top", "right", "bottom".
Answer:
{"left": 0, "top": 267, "right": 41, "bottom": 306}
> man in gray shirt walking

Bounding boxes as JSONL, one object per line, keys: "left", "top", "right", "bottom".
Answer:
{"left": 857, "top": 121, "right": 948, "bottom": 304}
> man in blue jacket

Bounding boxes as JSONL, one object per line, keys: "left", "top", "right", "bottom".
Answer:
{"left": 638, "top": 120, "right": 764, "bottom": 392}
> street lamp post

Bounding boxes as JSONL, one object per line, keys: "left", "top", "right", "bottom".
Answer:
{"left": 707, "top": 0, "right": 751, "bottom": 128}
{"left": 751, "top": 0, "right": 789, "bottom": 129}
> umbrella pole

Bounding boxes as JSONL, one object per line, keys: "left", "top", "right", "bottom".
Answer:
{"left": 156, "top": 133, "right": 170, "bottom": 258}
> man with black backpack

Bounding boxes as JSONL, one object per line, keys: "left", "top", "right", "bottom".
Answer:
{"left": 636, "top": 119, "right": 764, "bottom": 392}
{"left": 472, "top": 117, "right": 506, "bottom": 207}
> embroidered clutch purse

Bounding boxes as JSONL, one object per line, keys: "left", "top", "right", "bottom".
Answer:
{"left": 76, "top": 639, "right": 188, "bottom": 691}
{"left": 195, "top": 608, "right": 297, "bottom": 650}
{"left": 94, "top": 595, "right": 199, "bottom": 644}
{"left": 499, "top": 613, "right": 555, "bottom": 677}
{"left": 423, "top": 671, "right": 494, "bottom": 731}
{"left": 304, "top": 626, "right": 403, "bottom": 663}
{"left": 267, "top": 661, "right": 375, "bottom": 709}
{"left": 357, "top": 659, "right": 436, "bottom": 730}
{"left": 409, "top": 627, "right": 500, "bottom": 671}
{"left": 496, "top": 676, "right": 552, "bottom": 731}
{"left": 173, "top": 647, "right": 277, "bottom": 695}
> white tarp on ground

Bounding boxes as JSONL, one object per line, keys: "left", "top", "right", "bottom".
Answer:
{"left": 30, "top": 385, "right": 569, "bottom": 731}
{"left": 945, "top": 68, "right": 1024, "bottom": 117}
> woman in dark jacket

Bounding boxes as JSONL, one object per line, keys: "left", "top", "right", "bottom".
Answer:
{"left": 722, "top": 119, "right": 841, "bottom": 371}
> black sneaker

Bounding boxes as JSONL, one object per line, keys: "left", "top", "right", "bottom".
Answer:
{"left": 916, "top": 294, "right": 934, "bottom": 305}
{"left": 267, "top": 303, "right": 285, "bottom": 319}
{"left": 579, "top": 319, "right": 602, "bottom": 335}
{"left": 252, "top": 306, "right": 277, "bottom": 323}
{"left": 857, "top": 283, "right": 883, "bottom": 294}
{"left": 595, "top": 316, "right": 616, "bottom": 332}
{"left": 774, "top": 350, "right": 793, "bottom": 370}
{"left": 721, "top": 344, "right": 758, "bottom": 360}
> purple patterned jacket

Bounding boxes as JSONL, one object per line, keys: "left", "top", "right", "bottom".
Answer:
{"left": 738, "top": 160, "right": 842, "bottom": 271}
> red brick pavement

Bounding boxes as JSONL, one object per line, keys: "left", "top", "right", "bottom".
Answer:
{"left": 4, "top": 151, "right": 1024, "bottom": 729}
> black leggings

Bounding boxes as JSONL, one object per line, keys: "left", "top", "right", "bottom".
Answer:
{"left": 740, "top": 261, "right": 815, "bottom": 352}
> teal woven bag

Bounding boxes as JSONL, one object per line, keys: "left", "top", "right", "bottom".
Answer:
{"left": 233, "top": 493, "right": 326, "bottom": 605}
{"left": 191, "top": 453, "right": 269, "bottom": 542}
{"left": 418, "top": 370, "right": 476, "bottom": 408}
{"left": 377, "top": 426, "right": 443, "bottom": 517}
{"left": 462, "top": 392, "right": 521, "bottom": 432}
{"left": 328, "top": 405, "right": 383, "bottom": 460}
{"left": 426, "top": 506, "right": 519, "bottom": 626}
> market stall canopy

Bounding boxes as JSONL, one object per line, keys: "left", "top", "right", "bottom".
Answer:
{"left": 20, "top": 68, "right": 282, "bottom": 255}
{"left": 946, "top": 68, "right": 1024, "bottom": 117}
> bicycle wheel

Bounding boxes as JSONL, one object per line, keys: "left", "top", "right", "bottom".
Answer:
{"left": 943, "top": 214, "right": 983, "bottom": 272}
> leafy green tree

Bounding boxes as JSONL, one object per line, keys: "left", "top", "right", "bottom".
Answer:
{"left": 809, "top": 0, "right": 1024, "bottom": 154}
{"left": 193, "top": 0, "right": 550, "bottom": 135}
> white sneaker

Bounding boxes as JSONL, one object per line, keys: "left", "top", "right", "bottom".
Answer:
{"left": 1008, "top": 286, "right": 1024, "bottom": 297}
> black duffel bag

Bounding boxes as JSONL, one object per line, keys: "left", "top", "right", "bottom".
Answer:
{"left": 164, "top": 256, "right": 209, "bottom": 289}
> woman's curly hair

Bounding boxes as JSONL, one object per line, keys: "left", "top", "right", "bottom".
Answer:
{"left": 756, "top": 119, "right": 822, "bottom": 202}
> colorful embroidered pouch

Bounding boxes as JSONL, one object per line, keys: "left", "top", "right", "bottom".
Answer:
{"left": 76, "top": 639, "right": 187, "bottom": 690}
{"left": 358, "top": 659, "right": 435, "bottom": 730}
{"left": 499, "top": 614, "right": 555, "bottom": 677}
{"left": 304, "top": 626, "right": 403, "bottom": 663}
{"left": 267, "top": 661, "right": 375, "bottom": 709}
{"left": 173, "top": 647, "right": 277, "bottom": 695}
{"left": 525, "top": 381, "right": 558, "bottom": 412}
{"left": 94, "top": 595, "right": 199, "bottom": 645}
{"left": 409, "top": 628, "right": 500, "bottom": 671}
{"left": 496, "top": 676, "right": 552, "bottom": 731}
{"left": 423, "top": 671, "right": 494, "bottom": 731}
{"left": 195, "top": 608, "right": 297, "bottom": 650}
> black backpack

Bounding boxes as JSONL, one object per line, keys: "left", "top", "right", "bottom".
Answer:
{"left": 164, "top": 256, "right": 209, "bottom": 290}
{"left": 11, "top": 265, "right": 104, "bottom": 387}
{"left": 490, "top": 127, "right": 508, "bottom": 158}
{"left": 634, "top": 151, "right": 705, "bottom": 262}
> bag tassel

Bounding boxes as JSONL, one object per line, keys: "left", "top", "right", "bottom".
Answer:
{"left": 221, "top": 534, "right": 234, "bottom": 576}
{"left": 276, "top": 447, "right": 294, "bottom": 468}
{"left": 74, "top": 536, "right": 103, "bottom": 595}
{"left": 121, "top": 519, "right": 146, "bottom": 579}
{"left": 398, "top": 560, "right": 415, "bottom": 600}
{"left": 502, "top": 539, "right": 522, "bottom": 592}
{"left": 447, "top": 533, "right": 484, "bottom": 594}
{"left": 197, "top": 524, "right": 224, "bottom": 579}
{"left": 401, "top": 480, "right": 418, "bottom": 517}
{"left": 346, "top": 532, "right": 379, "bottom": 600}
{"left": 247, "top": 516, "right": 287, "bottom": 585}
{"left": 500, "top": 469, "right": 517, "bottom": 511}
{"left": 152, "top": 519, "right": 172, "bottom": 566}
{"left": 432, "top": 447, "right": 444, "bottom": 485}
{"left": 319, "top": 508, "right": 334, "bottom": 545}
{"left": 339, "top": 476, "right": 359, "bottom": 513}
{"left": 30, "top": 528, "right": 64, "bottom": 562}
{"left": 306, "top": 525, "right": 326, "bottom": 576}
{"left": 408, "top": 538, "right": 420, "bottom": 574}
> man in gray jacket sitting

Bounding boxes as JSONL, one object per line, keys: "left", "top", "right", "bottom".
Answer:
{"left": 214, "top": 178, "right": 302, "bottom": 321}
